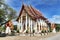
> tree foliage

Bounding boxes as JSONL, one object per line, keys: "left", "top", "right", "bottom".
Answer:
{"left": 8, "top": 7, "right": 17, "bottom": 20}
{"left": 0, "top": 0, "right": 17, "bottom": 26}
{"left": 0, "top": 9, "right": 5, "bottom": 23}
{"left": 56, "top": 24, "right": 60, "bottom": 32}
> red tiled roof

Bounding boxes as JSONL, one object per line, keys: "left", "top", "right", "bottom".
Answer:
{"left": 16, "top": 4, "right": 47, "bottom": 21}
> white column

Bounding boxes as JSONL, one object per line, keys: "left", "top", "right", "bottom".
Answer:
{"left": 37, "top": 19, "right": 41, "bottom": 33}
{"left": 42, "top": 20, "right": 44, "bottom": 30}
{"left": 29, "top": 17, "right": 30, "bottom": 28}
{"left": 21, "top": 15, "right": 23, "bottom": 32}
{"left": 40, "top": 19, "right": 41, "bottom": 30}
{"left": 35, "top": 22, "right": 37, "bottom": 33}
{"left": 37, "top": 19, "right": 40, "bottom": 32}
{"left": 29, "top": 17, "right": 30, "bottom": 32}
{"left": 41, "top": 20, "right": 42, "bottom": 30}
{"left": 31, "top": 19, "right": 32, "bottom": 33}
{"left": 39, "top": 19, "right": 41, "bottom": 32}
{"left": 17, "top": 18, "right": 20, "bottom": 30}
{"left": 37, "top": 19, "right": 38, "bottom": 32}
{"left": 25, "top": 13, "right": 27, "bottom": 30}
{"left": 44, "top": 21, "right": 47, "bottom": 30}
{"left": 42, "top": 20, "right": 44, "bottom": 27}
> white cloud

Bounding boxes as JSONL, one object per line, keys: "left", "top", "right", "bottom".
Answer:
{"left": 48, "top": 15, "right": 60, "bottom": 24}
{"left": 53, "top": 15, "right": 60, "bottom": 19}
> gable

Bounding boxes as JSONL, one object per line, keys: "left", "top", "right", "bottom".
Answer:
{"left": 16, "top": 4, "right": 47, "bottom": 21}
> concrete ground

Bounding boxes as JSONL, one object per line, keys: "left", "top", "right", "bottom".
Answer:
{"left": 44, "top": 32, "right": 60, "bottom": 40}
{"left": 0, "top": 32, "right": 60, "bottom": 40}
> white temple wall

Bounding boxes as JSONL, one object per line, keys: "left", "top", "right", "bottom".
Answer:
{"left": 17, "top": 12, "right": 49, "bottom": 33}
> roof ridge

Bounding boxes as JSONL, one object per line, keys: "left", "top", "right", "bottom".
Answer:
{"left": 16, "top": 4, "right": 47, "bottom": 21}
{"left": 30, "top": 6, "right": 47, "bottom": 20}
{"left": 27, "top": 5, "right": 37, "bottom": 18}
{"left": 24, "top": 5, "right": 36, "bottom": 20}
{"left": 29, "top": 5, "right": 40, "bottom": 18}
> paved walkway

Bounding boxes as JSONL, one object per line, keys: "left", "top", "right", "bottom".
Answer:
{"left": 0, "top": 32, "right": 60, "bottom": 40}
{"left": 43, "top": 32, "right": 60, "bottom": 40}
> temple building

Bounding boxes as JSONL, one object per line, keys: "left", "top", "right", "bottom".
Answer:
{"left": 16, "top": 4, "right": 49, "bottom": 33}
{"left": 51, "top": 23, "right": 56, "bottom": 33}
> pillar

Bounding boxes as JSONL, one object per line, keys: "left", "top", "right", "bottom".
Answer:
{"left": 21, "top": 15, "right": 23, "bottom": 32}
{"left": 37, "top": 19, "right": 40, "bottom": 32}
{"left": 39, "top": 19, "right": 41, "bottom": 32}
{"left": 31, "top": 19, "right": 33, "bottom": 33}
{"left": 35, "top": 22, "right": 37, "bottom": 33}
{"left": 29, "top": 17, "right": 30, "bottom": 32}
{"left": 25, "top": 13, "right": 27, "bottom": 30}
{"left": 40, "top": 19, "right": 41, "bottom": 30}
{"left": 40, "top": 19, "right": 42, "bottom": 30}
{"left": 17, "top": 18, "right": 20, "bottom": 31}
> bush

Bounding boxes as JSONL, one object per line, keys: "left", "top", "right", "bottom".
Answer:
{"left": 56, "top": 24, "right": 60, "bottom": 32}
{"left": 49, "top": 27, "right": 52, "bottom": 32}
{"left": 14, "top": 25, "right": 17, "bottom": 30}
{"left": 17, "top": 30, "right": 19, "bottom": 33}
{"left": 41, "top": 30, "right": 46, "bottom": 33}
{"left": 33, "top": 30, "right": 35, "bottom": 33}
{"left": 26, "top": 30, "right": 28, "bottom": 33}
{"left": 0, "top": 26, "right": 6, "bottom": 32}
{"left": 56, "top": 27, "right": 60, "bottom": 32}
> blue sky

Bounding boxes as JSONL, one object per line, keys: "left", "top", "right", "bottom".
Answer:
{"left": 5, "top": 0, "right": 60, "bottom": 24}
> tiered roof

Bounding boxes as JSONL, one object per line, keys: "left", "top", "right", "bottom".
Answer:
{"left": 16, "top": 4, "right": 47, "bottom": 21}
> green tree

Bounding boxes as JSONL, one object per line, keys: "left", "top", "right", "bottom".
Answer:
{"left": 0, "top": 0, "right": 17, "bottom": 26}
{"left": 56, "top": 24, "right": 60, "bottom": 32}
{"left": 8, "top": 7, "right": 17, "bottom": 20}
{"left": 0, "top": 9, "right": 5, "bottom": 23}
